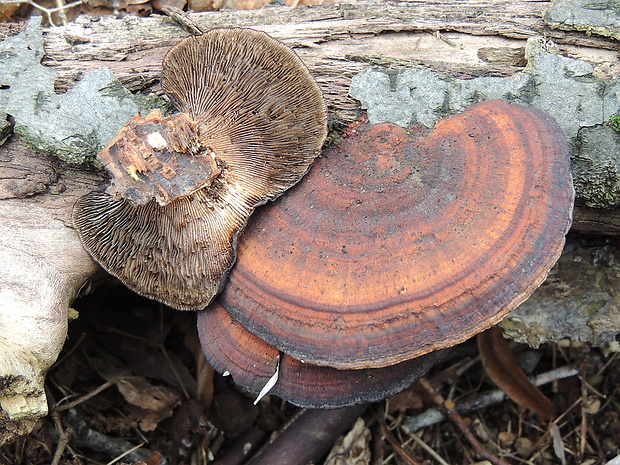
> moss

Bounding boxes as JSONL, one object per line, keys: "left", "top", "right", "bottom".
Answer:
{"left": 608, "top": 114, "right": 620, "bottom": 132}
{"left": 14, "top": 125, "right": 102, "bottom": 166}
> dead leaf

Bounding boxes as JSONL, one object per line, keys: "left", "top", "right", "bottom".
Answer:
{"left": 0, "top": 2, "right": 22, "bottom": 21}
{"left": 387, "top": 386, "right": 424, "bottom": 413}
{"left": 478, "top": 327, "right": 557, "bottom": 422}
{"left": 222, "top": 0, "right": 269, "bottom": 9}
{"left": 285, "top": 0, "right": 336, "bottom": 4}
{"left": 550, "top": 423, "right": 566, "bottom": 465}
{"left": 152, "top": 0, "right": 187, "bottom": 10}
{"left": 116, "top": 377, "right": 181, "bottom": 431}
{"left": 187, "top": 0, "right": 223, "bottom": 10}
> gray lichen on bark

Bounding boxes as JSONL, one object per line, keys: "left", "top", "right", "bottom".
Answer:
{"left": 0, "top": 18, "right": 168, "bottom": 165}
{"left": 501, "top": 239, "right": 620, "bottom": 349}
{"left": 543, "top": 0, "right": 620, "bottom": 41}
{"left": 349, "top": 37, "right": 620, "bottom": 209}
{"left": 573, "top": 125, "right": 620, "bottom": 209}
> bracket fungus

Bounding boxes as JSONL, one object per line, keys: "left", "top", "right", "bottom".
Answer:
{"left": 73, "top": 28, "right": 327, "bottom": 310}
{"left": 199, "top": 302, "right": 448, "bottom": 408}
{"left": 197, "top": 100, "right": 574, "bottom": 407}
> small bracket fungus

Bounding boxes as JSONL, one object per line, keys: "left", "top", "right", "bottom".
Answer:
{"left": 197, "top": 303, "right": 448, "bottom": 409}
{"left": 202, "top": 100, "right": 574, "bottom": 393}
{"left": 73, "top": 28, "right": 327, "bottom": 310}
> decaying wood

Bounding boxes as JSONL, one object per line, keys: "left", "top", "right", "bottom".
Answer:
{"left": 34, "top": 0, "right": 620, "bottom": 232}
{"left": 33, "top": 0, "right": 620, "bottom": 120}
{"left": 0, "top": 137, "right": 100, "bottom": 445}
{"left": 0, "top": 0, "right": 619, "bottom": 446}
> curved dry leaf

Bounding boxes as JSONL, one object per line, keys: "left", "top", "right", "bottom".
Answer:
{"left": 478, "top": 326, "right": 557, "bottom": 422}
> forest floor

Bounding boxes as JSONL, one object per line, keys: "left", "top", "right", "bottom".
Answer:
{"left": 0, "top": 250, "right": 619, "bottom": 465}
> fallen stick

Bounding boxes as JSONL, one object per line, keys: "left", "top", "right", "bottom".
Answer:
{"left": 401, "top": 365, "right": 579, "bottom": 434}
{"left": 246, "top": 404, "right": 368, "bottom": 465}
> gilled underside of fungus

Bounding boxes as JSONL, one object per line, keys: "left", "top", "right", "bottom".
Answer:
{"left": 197, "top": 100, "right": 575, "bottom": 407}
{"left": 73, "top": 28, "right": 328, "bottom": 310}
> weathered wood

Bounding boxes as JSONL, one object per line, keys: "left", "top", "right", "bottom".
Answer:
{"left": 36, "top": 1, "right": 620, "bottom": 236}
{"left": 0, "top": 137, "right": 101, "bottom": 445}
{"left": 29, "top": 0, "right": 619, "bottom": 124}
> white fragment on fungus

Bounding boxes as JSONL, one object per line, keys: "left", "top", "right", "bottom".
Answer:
{"left": 147, "top": 131, "right": 167, "bottom": 149}
{"left": 254, "top": 354, "right": 281, "bottom": 405}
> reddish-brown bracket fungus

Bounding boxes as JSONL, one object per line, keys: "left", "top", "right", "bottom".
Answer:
{"left": 202, "top": 100, "right": 574, "bottom": 390}
{"left": 198, "top": 303, "right": 448, "bottom": 408}
{"left": 73, "top": 28, "right": 327, "bottom": 310}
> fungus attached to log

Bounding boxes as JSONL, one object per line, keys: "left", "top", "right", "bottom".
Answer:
{"left": 204, "top": 100, "right": 574, "bottom": 388}
{"left": 198, "top": 302, "right": 448, "bottom": 408}
{"left": 73, "top": 28, "right": 327, "bottom": 310}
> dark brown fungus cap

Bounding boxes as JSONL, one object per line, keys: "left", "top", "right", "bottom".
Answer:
{"left": 73, "top": 28, "right": 327, "bottom": 310}
{"left": 197, "top": 302, "right": 448, "bottom": 408}
{"left": 217, "top": 100, "right": 575, "bottom": 369}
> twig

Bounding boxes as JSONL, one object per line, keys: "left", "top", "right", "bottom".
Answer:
{"left": 55, "top": 377, "right": 119, "bottom": 411}
{"left": 379, "top": 420, "right": 422, "bottom": 465}
{"left": 402, "top": 365, "right": 579, "bottom": 433}
{"left": 50, "top": 411, "right": 74, "bottom": 465}
{"left": 106, "top": 442, "right": 146, "bottom": 465}
{"left": 408, "top": 433, "right": 450, "bottom": 465}
{"left": 160, "top": 5, "right": 205, "bottom": 35}
{"left": 418, "top": 378, "right": 510, "bottom": 465}
{"left": 65, "top": 409, "right": 163, "bottom": 464}
{"left": 160, "top": 343, "right": 191, "bottom": 400}
{"left": 50, "top": 332, "right": 86, "bottom": 371}
{"left": 580, "top": 364, "right": 588, "bottom": 460}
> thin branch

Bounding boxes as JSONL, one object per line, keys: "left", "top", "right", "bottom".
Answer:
{"left": 55, "top": 377, "right": 120, "bottom": 411}
{"left": 418, "top": 378, "right": 511, "bottom": 465}
{"left": 402, "top": 365, "right": 579, "bottom": 434}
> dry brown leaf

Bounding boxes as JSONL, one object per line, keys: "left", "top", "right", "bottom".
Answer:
{"left": 0, "top": 2, "right": 22, "bottom": 21}
{"left": 82, "top": 0, "right": 111, "bottom": 6}
{"left": 478, "top": 327, "right": 557, "bottom": 422}
{"left": 284, "top": 0, "right": 335, "bottom": 4}
{"left": 187, "top": 0, "right": 222, "bottom": 10}
{"left": 387, "top": 387, "right": 424, "bottom": 413}
{"left": 151, "top": 0, "right": 186, "bottom": 10}
{"left": 117, "top": 377, "right": 180, "bottom": 410}
{"left": 124, "top": 2, "right": 152, "bottom": 15}
{"left": 82, "top": 5, "right": 115, "bottom": 14}
{"left": 116, "top": 377, "right": 181, "bottom": 431}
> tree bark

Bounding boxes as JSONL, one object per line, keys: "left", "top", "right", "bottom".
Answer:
{"left": 0, "top": 0, "right": 619, "bottom": 445}
{"left": 30, "top": 0, "right": 620, "bottom": 121}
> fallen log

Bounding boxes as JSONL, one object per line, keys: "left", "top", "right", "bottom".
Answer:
{"left": 0, "top": 0, "right": 618, "bottom": 445}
